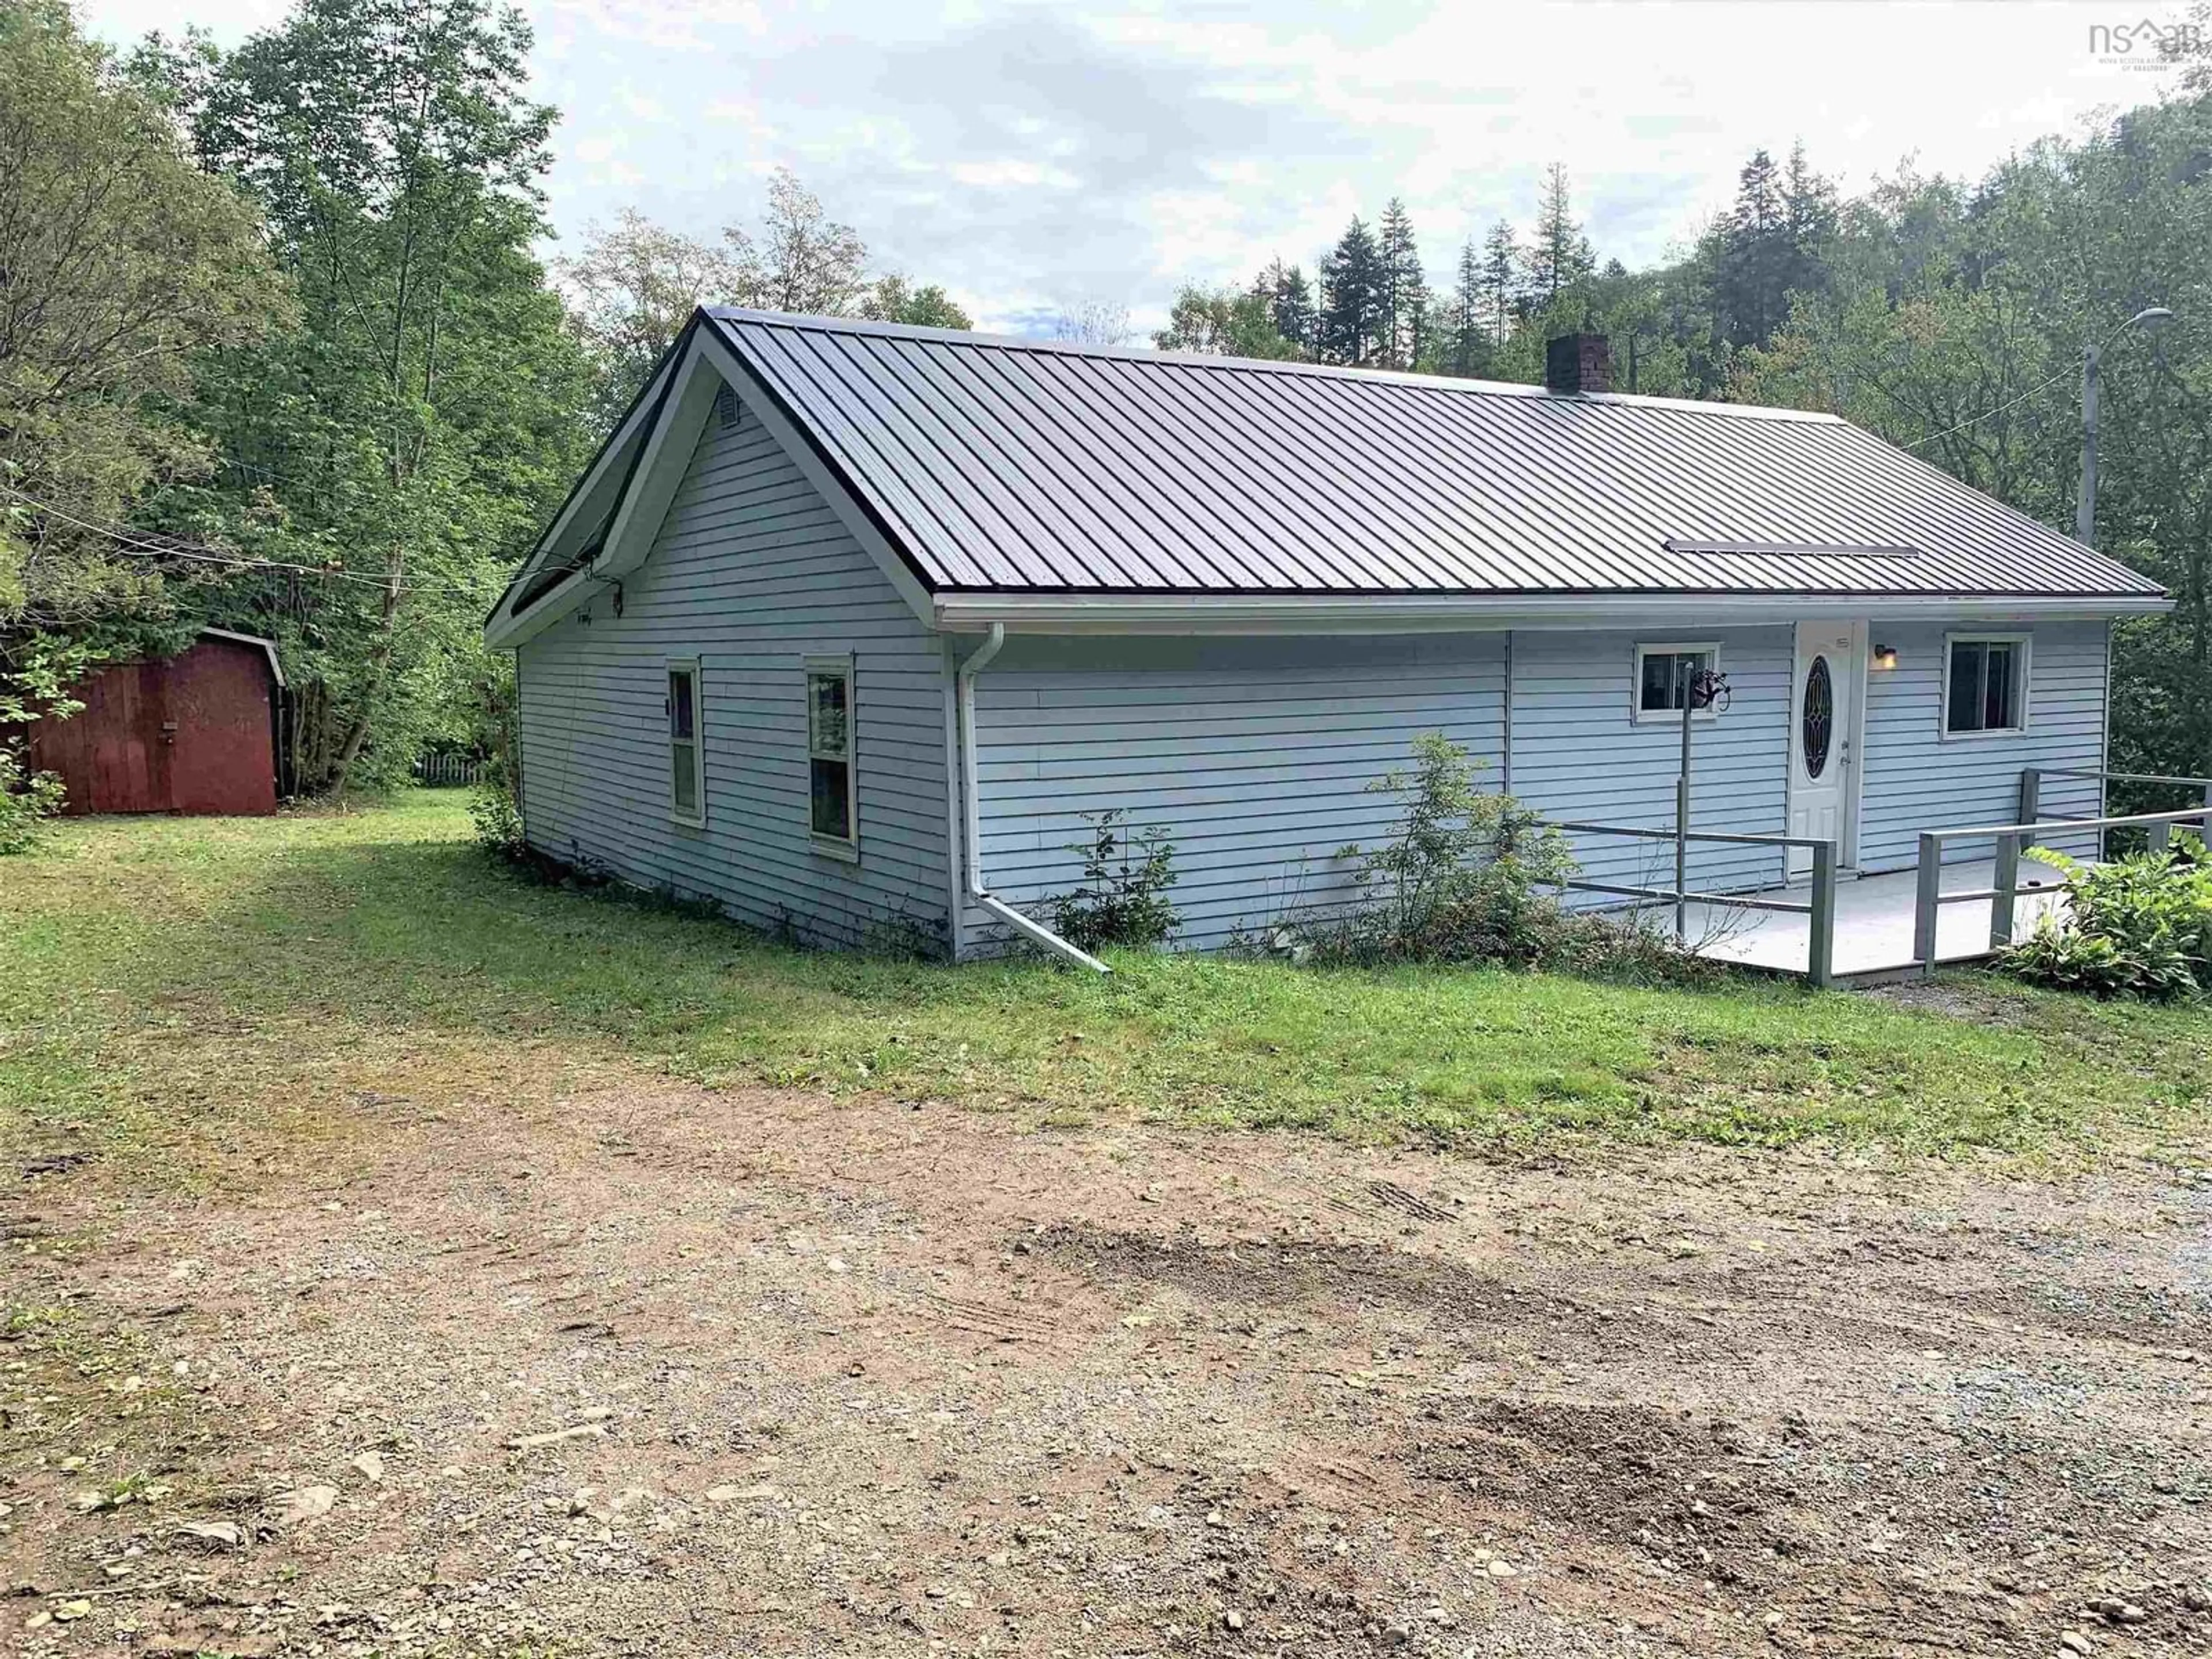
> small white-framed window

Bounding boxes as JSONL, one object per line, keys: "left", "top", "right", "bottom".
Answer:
{"left": 1633, "top": 642, "right": 1722, "bottom": 724}
{"left": 1943, "top": 634, "right": 2030, "bottom": 737}
{"left": 804, "top": 655, "right": 857, "bottom": 857}
{"left": 666, "top": 659, "right": 704, "bottom": 826}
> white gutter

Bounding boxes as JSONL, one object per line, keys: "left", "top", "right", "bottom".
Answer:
{"left": 933, "top": 591, "right": 2173, "bottom": 635}
{"left": 956, "top": 623, "right": 1111, "bottom": 974}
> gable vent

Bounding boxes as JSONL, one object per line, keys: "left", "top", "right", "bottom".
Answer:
{"left": 714, "top": 385, "right": 740, "bottom": 429}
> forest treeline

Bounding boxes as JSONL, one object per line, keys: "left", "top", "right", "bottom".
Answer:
{"left": 0, "top": 0, "right": 964, "bottom": 809}
{"left": 3, "top": 0, "right": 2211, "bottom": 825}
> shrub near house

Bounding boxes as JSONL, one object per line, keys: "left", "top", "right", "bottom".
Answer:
{"left": 2003, "top": 836, "right": 2212, "bottom": 998}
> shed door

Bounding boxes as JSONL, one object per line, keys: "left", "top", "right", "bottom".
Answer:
{"left": 1787, "top": 622, "right": 1862, "bottom": 878}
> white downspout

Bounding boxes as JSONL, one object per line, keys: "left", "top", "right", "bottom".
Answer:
{"left": 956, "top": 624, "right": 1111, "bottom": 974}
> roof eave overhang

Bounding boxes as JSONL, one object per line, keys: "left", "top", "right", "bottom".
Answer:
{"left": 485, "top": 314, "right": 942, "bottom": 652}
{"left": 483, "top": 346, "right": 681, "bottom": 650}
{"left": 930, "top": 590, "right": 2175, "bottom": 636}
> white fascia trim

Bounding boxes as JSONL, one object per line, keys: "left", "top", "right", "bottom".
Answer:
{"left": 592, "top": 345, "right": 722, "bottom": 583}
{"left": 487, "top": 568, "right": 612, "bottom": 651}
{"left": 484, "top": 359, "right": 675, "bottom": 646}
{"left": 931, "top": 591, "right": 2175, "bottom": 635}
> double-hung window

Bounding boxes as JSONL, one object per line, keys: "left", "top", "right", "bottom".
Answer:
{"left": 1944, "top": 635, "right": 2028, "bottom": 736}
{"left": 1633, "top": 643, "right": 1721, "bottom": 724}
{"left": 805, "top": 656, "right": 857, "bottom": 855}
{"left": 666, "top": 660, "right": 704, "bottom": 825}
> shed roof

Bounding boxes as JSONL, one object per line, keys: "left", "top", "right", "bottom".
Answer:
{"left": 701, "top": 308, "right": 2163, "bottom": 604}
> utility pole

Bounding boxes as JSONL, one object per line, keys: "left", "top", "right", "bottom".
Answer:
{"left": 2077, "top": 340, "right": 2100, "bottom": 547}
{"left": 2078, "top": 306, "right": 2176, "bottom": 547}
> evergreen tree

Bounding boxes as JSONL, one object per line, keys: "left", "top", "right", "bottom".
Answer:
{"left": 1443, "top": 237, "right": 1491, "bottom": 378}
{"left": 1528, "top": 163, "right": 1596, "bottom": 306}
{"left": 1713, "top": 143, "right": 1840, "bottom": 351}
{"left": 1781, "top": 140, "right": 1839, "bottom": 302}
{"left": 1479, "top": 218, "right": 1521, "bottom": 347}
{"left": 1319, "top": 217, "right": 1386, "bottom": 366}
{"left": 1251, "top": 258, "right": 1316, "bottom": 358}
{"left": 1376, "top": 198, "right": 1429, "bottom": 370}
{"left": 1717, "top": 147, "right": 1791, "bottom": 347}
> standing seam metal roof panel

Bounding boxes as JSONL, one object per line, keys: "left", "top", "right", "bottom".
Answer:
{"left": 704, "top": 308, "right": 2168, "bottom": 601}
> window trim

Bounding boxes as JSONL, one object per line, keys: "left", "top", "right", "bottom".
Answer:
{"left": 1632, "top": 641, "right": 1723, "bottom": 725}
{"left": 666, "top": 657, "right": 705, "bottom": 828}
{"left": 804, "top": 653, "right": 859, "bottom": 861}
{"left": 1940, "top": 631, "right": 2032, "bottom": 741}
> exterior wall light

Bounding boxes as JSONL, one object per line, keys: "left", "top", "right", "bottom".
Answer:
{"left": 1873, "top": 644, "right": 1899, "bottom": 669}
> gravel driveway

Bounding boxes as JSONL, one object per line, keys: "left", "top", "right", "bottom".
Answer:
{"left": 3, "top": 1080, "right": 2209, "bottom": 1657}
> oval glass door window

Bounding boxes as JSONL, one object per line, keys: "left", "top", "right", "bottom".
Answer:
{"left": 1802, "top": 656, "right": 1834, "bottom": 779}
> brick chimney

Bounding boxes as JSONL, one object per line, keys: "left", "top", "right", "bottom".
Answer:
{"left": 1544, "top": 332, "right": 1612, "bottom": 395}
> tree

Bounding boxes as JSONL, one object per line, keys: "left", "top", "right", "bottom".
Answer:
{"left": 1152, "top": 286, "right": 1298, "bottom": 358}
{"left": 1715, "top": 145, "right": 1836, "bottom": 349}
{"left": 743, "top": 167, "right": 868, "bottom": 315}
{"left": 0, "top": 1, "right": 284, "bottom": 636}
{"left": 164, "top": 0, "right": 594, "bottom": 794}
{"left": 558, "top": 182, "right": 969, "bottom": 421}
{"left": 1319, "top": 217, "right": 1386, "bottom": 365}
{"left": 557, "top": 209, "right": 747, "bottom": 427}
{"left": 1376, "top": 198, "right": 1429, "bottom": 370}
{"left": 1782, "top": 140, "right": 1839, "bottom": 301}
{"left": 1054, "top": 301, "right": 1134, "bottom": 347}
{"left": 1479, "top": 219, "right": 1521, "bottom": 348}
{"left": 858, "top": 275, "right": 971, "bottom": 330}
{"left": 1527, "top": 163, "right": 1596, "bottom": 306}
{"left": 1251, "top": 259, "right": 1316, "bottom": 358}
{"left": 1441, "top": 238, "right": 1491, "bottom": 378}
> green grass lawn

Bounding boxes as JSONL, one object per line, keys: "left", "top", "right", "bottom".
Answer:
{"left": 2, "top": 792, "right": 2208, "bottom": 1169}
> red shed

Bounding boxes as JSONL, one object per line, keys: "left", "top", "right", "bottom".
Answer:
{"left": 26, "top": 628, "right": 283, "bottom": 816}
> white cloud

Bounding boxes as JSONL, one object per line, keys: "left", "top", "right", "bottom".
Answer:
{"left": 73, "top": 0, "right": 2191, "bottom": 337}
{"left": 949, "top": 158, "right": 1081, "bottom": 190}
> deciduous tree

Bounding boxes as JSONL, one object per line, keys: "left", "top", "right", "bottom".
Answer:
{"left": 1153, "top": 286, "right": 1298, "bottom": 358}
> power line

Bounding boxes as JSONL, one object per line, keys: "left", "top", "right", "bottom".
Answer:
{"left": 1904, "top": 361, "right": 2080, "bottom": 453}
{"left": 1904, "top": 310, "right": 2164, "bottom": 454}
{"left": 0, "top": 484, "right": 506, "bottom": 597}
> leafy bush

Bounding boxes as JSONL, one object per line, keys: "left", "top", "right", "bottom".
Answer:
{"left": 1047, "top": 808, "right": 1180, "bottom": 953}
{"left": 1285, "top": 733, "right": 1705, "bottom": 982}
{"left": 0, "top": 748, "right": 66, "bottom": 855}
{"left": 1308, "top": 733, "right": 1570, "bottom": 964}
{"left": 468, "top": 757, "right": 527, "bottom": 863}
{"left": 0, "top": 645, "right": 84, "bottom": 855}
{"left": 1999, "top": 835, "right": 2212, "bottom": 998}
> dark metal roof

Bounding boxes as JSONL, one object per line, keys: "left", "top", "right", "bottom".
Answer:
{"left": 703, "top": 308, "right": 2165, "bottom": 601}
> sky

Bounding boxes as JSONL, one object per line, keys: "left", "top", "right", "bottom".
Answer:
{"left": 77, "top": 0, "right": 2197, "bottom": 338}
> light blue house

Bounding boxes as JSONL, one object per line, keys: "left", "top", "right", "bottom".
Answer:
{"left": 484, "top": 310, "right": 2168, "bottom": 971}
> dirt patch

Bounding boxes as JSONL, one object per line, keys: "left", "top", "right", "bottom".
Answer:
{"left": 4, "top": 1086, "right": 2212, "bottom": 1657}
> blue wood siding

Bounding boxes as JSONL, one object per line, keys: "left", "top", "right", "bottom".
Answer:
{"left": 516, "top": 393, "right": 954, "bottom": 950}
{"left": 1857, "top": 620, "right": 2107, "bottom": 869}
{"left": 1511, "top": 626, "right": 1796, "bottom": 898}
{"left": 961, "top": 618, "right": 2110, "bottom": 959}
{"left": 963, "top": 634, "right": 1506, "bottom": 952}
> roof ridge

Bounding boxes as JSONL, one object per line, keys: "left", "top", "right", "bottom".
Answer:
{"left": 703, "top": 306, "right": 1845, "bottom": 425}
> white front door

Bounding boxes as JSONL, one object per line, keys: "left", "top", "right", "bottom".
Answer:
{"left": 1787, "top": 621, "right": 1862, "bottom": 878}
